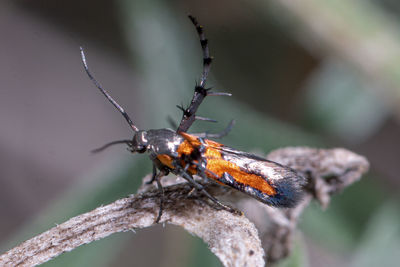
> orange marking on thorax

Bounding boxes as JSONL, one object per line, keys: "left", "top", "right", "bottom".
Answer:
{"left": 157, "top": 154, "right": 174, "bottom": 169}
{"left": 178, "top": 132, "right": 276, "bottom": 196}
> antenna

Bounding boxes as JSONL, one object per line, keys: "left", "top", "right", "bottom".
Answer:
{"left": 80, "top": 47, "right": 139, "bottom": 132}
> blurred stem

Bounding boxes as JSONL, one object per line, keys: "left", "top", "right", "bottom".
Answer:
{"left": 261, "top": 0, "right": 400, "bottom": 116}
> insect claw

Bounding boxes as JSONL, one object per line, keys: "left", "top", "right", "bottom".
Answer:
{"left": 195, "top": 116, "right": 217, "bottom": 123}
{"left": 232, "top": 209, "right": 244, "bottom": 216}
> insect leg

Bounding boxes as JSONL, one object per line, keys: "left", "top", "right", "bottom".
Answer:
{"left": 190, "top": 161, "right": 219, "bottom": 181}
{"left": 177, "top": 16, "right": 231, "bottom": 133}
{"left": 146, "top": 165, "right": 170, "bottom": 223}
{"left": 175, "top": 166, "right": 237, "bottom": 213}
{"left": 193, "top": 120, "right": 235, "bottom": 139}
{"left": 188, "top": 15, "right": 212, "bottom": 88}
{"left": 154, "top": 173, "right": 165, "bottom": 223}
{"left": 153, "top": 169, "right": 168, "bottom": 223}
{"left": 146, "top": 164, "right": 158, "bottom": 185}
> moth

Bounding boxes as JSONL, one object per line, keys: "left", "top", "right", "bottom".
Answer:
{"left": 81, "top": 15, "right": 305, "bottom": 222}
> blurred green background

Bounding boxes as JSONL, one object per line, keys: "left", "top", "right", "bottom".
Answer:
{"left": 1, "top": 0, "right": 399, "bottom": 266}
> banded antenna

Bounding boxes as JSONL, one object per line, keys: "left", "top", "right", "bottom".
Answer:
{"left": 80, "top": 47, "right": 139, "bottom": 132}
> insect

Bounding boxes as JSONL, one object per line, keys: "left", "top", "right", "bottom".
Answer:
{"left": 80, "top": 15, "right": 306, "bottom": 223}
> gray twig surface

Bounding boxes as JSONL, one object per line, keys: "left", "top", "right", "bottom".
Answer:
{"left": 260, "top": 147, "right": 369, "bottom": 263}
{"left": 0, "top": 147, "right": 369, "bottom": 267}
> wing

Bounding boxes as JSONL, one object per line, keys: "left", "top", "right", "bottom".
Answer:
{"left": 203, "top": 142, "right": 306, "bottom": 208}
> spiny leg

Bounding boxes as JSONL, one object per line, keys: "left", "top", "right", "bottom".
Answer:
{"left": 188, "top": 15, "right": 211, "bottom": 88}
{"left": 176, "top": 104, "right": 218, "bottom": 124}
{"left": 193, "top": 119, "right": 235, "bottom": 139}
{"left": 177, "top": 16, "right": 231, "bottom": 133}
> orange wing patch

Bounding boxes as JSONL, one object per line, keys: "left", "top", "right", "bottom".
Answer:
{"left": 178, "top": 132, "right": 276, "bottom": 196}
{"left": 204, "top": 147, "right": 276, "bottom": 196}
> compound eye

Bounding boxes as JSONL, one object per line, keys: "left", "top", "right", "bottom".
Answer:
{"left": 136, "top": 145, "right": 146, "bottom": 153}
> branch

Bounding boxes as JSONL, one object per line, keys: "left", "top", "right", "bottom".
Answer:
{"left": 0, "top": 147, "right": 369, "bottom": 267}
{"left": 260, "top": 147, "right": 369, "bottom": 263}
{"left": 0, "top": 182, "right": 264, "bottom": 267}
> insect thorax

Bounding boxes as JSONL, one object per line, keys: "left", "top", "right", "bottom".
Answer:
{"left": 143, "top": 129, "right": 184, "bottom": 158}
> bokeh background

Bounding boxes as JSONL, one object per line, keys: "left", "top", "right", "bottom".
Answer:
{"left": 1, "top": 0, "right": 400, "bottom": 266}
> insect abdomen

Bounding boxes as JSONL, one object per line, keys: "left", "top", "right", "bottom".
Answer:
{"left": 176, "top": 132, "right": 306, "bottom": 207}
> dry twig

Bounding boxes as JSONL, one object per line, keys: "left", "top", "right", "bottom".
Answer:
{"left": 0, "top": 147, "right": 369, "bottom": 267}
